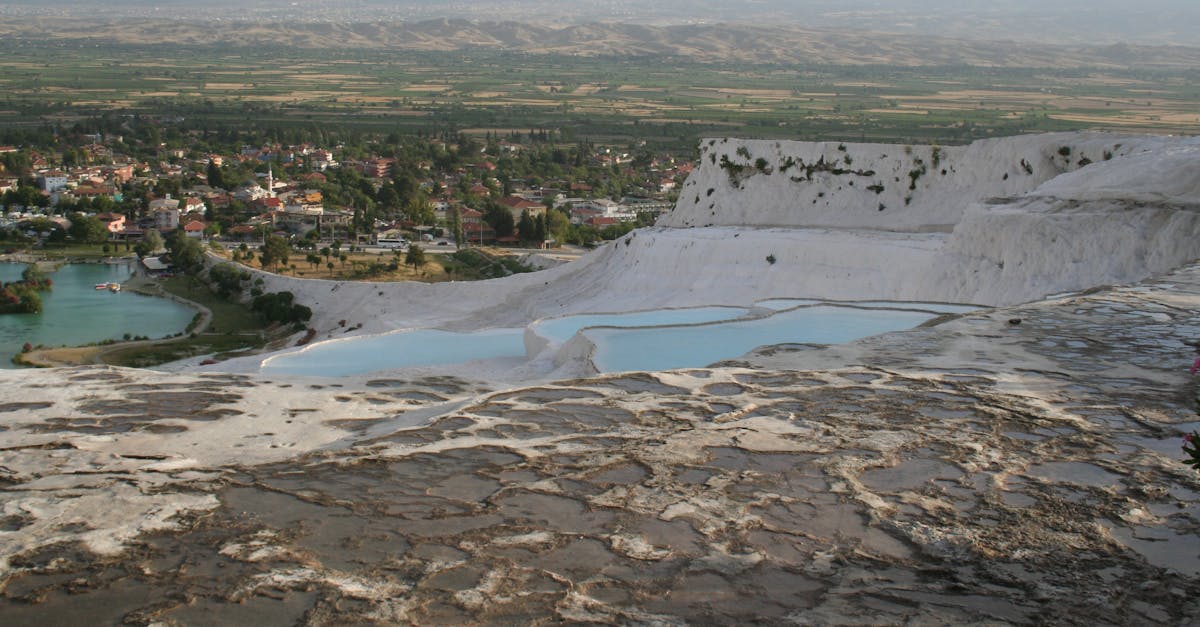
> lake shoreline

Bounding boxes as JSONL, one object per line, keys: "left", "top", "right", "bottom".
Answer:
{"left": 1, "top": 261, "right": 208, "bottom": 368}
{"left": 13, "top": 274, "right": 212, "bottom": 368}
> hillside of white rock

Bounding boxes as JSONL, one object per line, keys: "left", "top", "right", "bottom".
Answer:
{"left": 237, "top": 132, "right": 1200, "bottom": 352}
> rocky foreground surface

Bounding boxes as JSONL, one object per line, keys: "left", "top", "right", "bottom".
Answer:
{"left": 1, "top": 260, "right": 1199, "bottom": 624}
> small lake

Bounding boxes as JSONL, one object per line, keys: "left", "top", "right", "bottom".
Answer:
{"left": 0, "top": 262, "right": 198, "bottom": 367}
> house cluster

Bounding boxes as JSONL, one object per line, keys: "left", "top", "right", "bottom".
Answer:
{"left": 1, "top": 133, "right": 692, "bottom": 248}
{"left": 33, "top": 163, "right": 135, "bottom": 206}
{"left": 236, "top": 144, "right": 338, "bottom": 171}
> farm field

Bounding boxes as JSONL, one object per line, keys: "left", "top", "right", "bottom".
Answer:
{"left": 1, "top": 40, "right": 1197, "bottom": 149}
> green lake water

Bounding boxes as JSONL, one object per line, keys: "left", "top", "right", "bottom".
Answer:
{"left": 0, "top": 262, "right": 197, "bottom": 368}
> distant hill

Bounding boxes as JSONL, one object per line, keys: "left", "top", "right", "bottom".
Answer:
{"left": 2, "top": 18, "right": 1199, "bottom": 69}
{"left": 3, "top": 1, "right": 1199, "bottom": 46}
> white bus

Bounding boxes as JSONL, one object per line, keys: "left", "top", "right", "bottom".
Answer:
{"left": 377, "top": 238, "right": 408, "bottom": 249}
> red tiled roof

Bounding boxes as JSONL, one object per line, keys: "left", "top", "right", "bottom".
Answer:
{"left": 498, "top": 196, "right": 543, "bottom": 210}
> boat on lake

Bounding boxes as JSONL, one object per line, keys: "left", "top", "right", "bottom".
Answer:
{"left": 94, "top": 282, "right": 121, "bottom": 292}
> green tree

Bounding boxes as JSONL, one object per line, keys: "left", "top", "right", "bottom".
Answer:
{"left": 251, "top": 291, "right": 312, "bottom": 326}
{"left": 546, "top": 209, "right": 570, "bottom": 244}
{"left": 405, "top": 194, "right": 435, "bottom": 225}
{"left": 206, "top": 160, "right": 225, "bottom": 189}
{"left": 376, "top": 185, "right": 401, "bottom": 216}
{"left": 405, "top": 243, "right": 427, "bottom": 270}
{"left": 517, "top": 209, "right": 536, "bottom": 245}
{"left": 23, "top": 217, "right": 63, "bottom": 240}
{"left": 166, "top": 229, "right": 204, "bottom": 274}
{"left": 208, "top": 262, "right": 247, "bottom": 299}
{"left": 260, "top": 234, "right": 291, "bottom": 272}
{"left": 135, "top": 229, "right": 164, "bottom": 259}
{"left": 449, "top": 206, "right": 464, "bottom": 247}
{"left": 67, "top": 212, "right": 109, "bottom": 244}
{"left": 483, "top": 201, "right": 514, "bottom": 238}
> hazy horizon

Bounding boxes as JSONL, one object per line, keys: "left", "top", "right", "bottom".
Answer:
{"left": 0, "top": 0, "right": 1197, "bottom": 46}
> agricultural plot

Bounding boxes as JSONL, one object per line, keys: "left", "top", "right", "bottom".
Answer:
{"left": 0, "top": 41, "right": 1197, "bottom": 149}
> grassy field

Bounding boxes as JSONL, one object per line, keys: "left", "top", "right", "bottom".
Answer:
{"left": 215, "top": 245, "right": 533, "bottom": 282}
{"left": 216, "top": 247, "right": 460, "bottom": 281}
{"left": 2, "top": 42, "right": 1197, "bottom": 149}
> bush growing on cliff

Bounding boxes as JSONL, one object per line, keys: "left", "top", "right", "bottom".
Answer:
{"left": 251, "top": 291, "right": 312, "bottom": 326}
{"left": 719, "top": 154, "right": 748, "bottom": 184}
{"left": 908, "top": 164, "right": 927, "bottom": 190}
{"left": 207, "top": 263, "right": 248, "bottom": 299}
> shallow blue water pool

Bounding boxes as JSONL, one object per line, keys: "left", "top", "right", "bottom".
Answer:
{"left": 586, "top": 305, "right": 938, "bottom": 373}
{"left": 530, "top": 306, "right": 749, "bottom": 343}
{"left": 260, "top": 300, "right": 964, "bottom": 377}
{"left": 261, "top": 328, "right": 527, "bottom": 377}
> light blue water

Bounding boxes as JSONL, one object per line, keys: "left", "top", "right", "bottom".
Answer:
{"left": 0, "top": 262, "right": 197, "bottom": 367}
{"left": 756, "top": 298, "right": 982, "bottom": 314}
{"left": 259, "top": 302, "right": 958, "bottom": 378}
{"left": 530, "top": 307, "right": 750, "bottom": 343}
{"left": 755, "top": 299, "right": 825, "bottom": 310}
{"left": 261, "top": 328, "right": 527, "bottom": 377}
{"left": 586, "top": 305, "right": 937, "bottom": 373}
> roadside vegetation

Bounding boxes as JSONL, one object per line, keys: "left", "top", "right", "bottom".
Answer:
{"left": 449, "top": 249, "right": 535, "bottom": 279}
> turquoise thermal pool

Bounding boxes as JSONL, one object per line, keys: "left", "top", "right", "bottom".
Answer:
{"left": 755, "top": 298, "right": 981, "bottom": 314}
{"left": 261, "top": 329, "right": 527, "bottom": 377}
{"left": 261, "top": 302, "right": 963, "bottom": 377}
{"left": 529, "top": 306, "right": 750, "bottom": 343}
{"left": 584, "top": 304, "right": 940, "bottom": 373}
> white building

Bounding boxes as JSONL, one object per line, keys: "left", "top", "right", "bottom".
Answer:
{"left": 154, "top": 207, "right": 180, "bottom": 232}
{"left": 38, "top": 172, "right": 68, "bottom": 193}
{"left": 563, "top": 198, "right": 637, "bottom": 224}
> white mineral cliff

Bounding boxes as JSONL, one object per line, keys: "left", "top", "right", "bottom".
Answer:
{"left": 216, "top": 132, "right": 1200, "bottom": 357}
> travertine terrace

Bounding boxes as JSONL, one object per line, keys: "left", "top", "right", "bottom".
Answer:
{"left": 1, "top": 132, "right": 1199, "bottom": 624}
